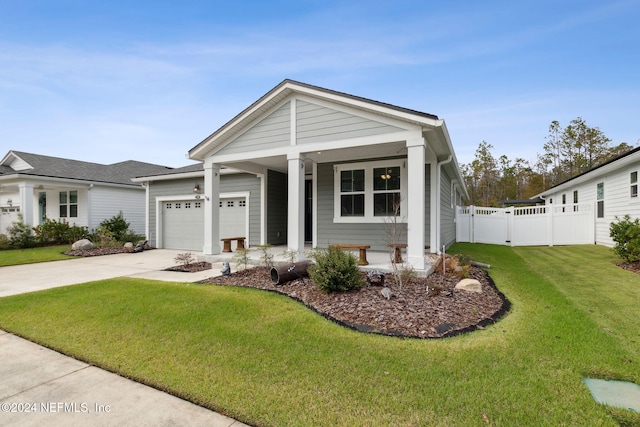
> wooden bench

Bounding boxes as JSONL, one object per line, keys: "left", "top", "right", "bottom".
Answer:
{"left": 331, "top": 244, "right": 371, "bottom": 266}
{"left": 387, "top": 244, "right": 432, "bottom": 263}
{"left": 220, "top": 237, "right": 246, "bottom": 253}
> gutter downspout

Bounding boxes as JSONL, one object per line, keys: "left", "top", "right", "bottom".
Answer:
{"left": 436, "top": 155, "right": 453, "bottom": 253}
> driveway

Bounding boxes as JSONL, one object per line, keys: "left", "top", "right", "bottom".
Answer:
{"left": 0, "top": 249, "right": 224, "bottom": 297}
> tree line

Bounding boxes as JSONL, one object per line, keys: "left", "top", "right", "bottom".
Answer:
{"left": 461, "top": 117, "right": 634, "bottom": 207}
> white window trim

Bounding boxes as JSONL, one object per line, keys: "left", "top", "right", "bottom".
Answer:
{"left": 630, "top": 170, "right": 638, "bottom": 198}
{"left": 333, "top": 159, "right": 407, "bottom": 223}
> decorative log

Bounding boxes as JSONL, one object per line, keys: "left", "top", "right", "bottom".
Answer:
{"left": 270, "top": 260, "right": 313, "bottom": 285}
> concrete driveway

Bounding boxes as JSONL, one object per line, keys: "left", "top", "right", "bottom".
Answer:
{"left": 0, "top": 250, "right": 249, "bottom": 426}
{"left": 0, "top": 249, "right": 224, "bottom": 297}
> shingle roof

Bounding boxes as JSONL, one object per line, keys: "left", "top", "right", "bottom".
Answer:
{"left": 1, "top": 151, "right": 174, "bottom": 186}
{"left": 135, "top": 162, "right": 204, "bottom": 179}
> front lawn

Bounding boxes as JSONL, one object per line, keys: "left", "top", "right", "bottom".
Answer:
{"left": 0, "top": 244, "right": 638, "bottom": 426}
{"left": 0, "top": 245, "right": 74, "bottom": 267}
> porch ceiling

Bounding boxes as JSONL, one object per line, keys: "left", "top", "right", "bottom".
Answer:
{"left": 221, "top": 140, "right": 408, "bottom": 174}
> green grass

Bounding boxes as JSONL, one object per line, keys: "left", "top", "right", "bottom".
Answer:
{"left": 0, "top": 245, "right": 74, "bottom": 266}
{"left": 0, "top": 244, "right": 639, "bottom": 426}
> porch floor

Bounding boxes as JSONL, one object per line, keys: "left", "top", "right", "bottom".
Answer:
{"left": 199, "top": 245, "right": 436, "bottom": 276}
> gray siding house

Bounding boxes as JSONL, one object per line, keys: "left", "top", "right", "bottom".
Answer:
{"left": 0, "top": 151, "right": 171, "bottom": 235}
{"left": 174, "top": 80, "right": 469, "bottom": 272}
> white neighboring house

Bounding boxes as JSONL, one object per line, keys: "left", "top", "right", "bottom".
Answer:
{"left": 0, "top": 151, "right": 173, "bottom": 236}
{"left": 536, "top": 146, "right": 640, "bottom": 246}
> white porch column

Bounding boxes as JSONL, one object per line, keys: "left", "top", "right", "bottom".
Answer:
{"left": 203, "top": 162, "right": 221, "bottom": 255}
{"left": 287, "top": 153, "right": 305, "bottom": 260}
{"left": 429, "top": 158, "right": 438, "bottom": 253}
{"left": 19, "top": 183, "right": 35, "bottom": 227}
{"left": 406, "top": 138, "right": 426, "bottom": 270}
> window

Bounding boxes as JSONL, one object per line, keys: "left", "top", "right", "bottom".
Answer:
{"left": 227, "top": 201, "right": 234, "bottom": 207}
{"left": 239, "top": 200, "right": 246, "bottom": 207}
{"left": 334, "top": 160, "right": 406, "bottom": 222}
{"left": 597, "top": 182, "right": 604, "bottom": 218}
{"left": 561, "top": 194, "right": 566, "bottom": 212}
{"left": 175, "top": 203, "right": 181, "bottom": 209}
{"left": 573, "top": 190, "right": 579, "bottom": 211}
{"left": 185, "top": 202, "right": 191, "bottom": 209}
{"left": 631, "top": 172, "right": 638, "bottom": 198}
{"left": 373, "top": 166, "right": 401, "bottom": 216}
{"left": 59, "top": 191, "right": 78, "bottom": 218}
{"left": 340, "top": 169, "right": 365, "bottom": 217}
{"left": 195, "top": 202, "right": 201, "bottom": 208}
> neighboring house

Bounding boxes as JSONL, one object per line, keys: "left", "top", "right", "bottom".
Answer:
{"left": 0, "top": 151, "right": 173, "bottom": 235}
{"left": 536, "top": 145, "right": 640, "bottom": 246}
{"left": 138, "top": 80, "right": 469, "bottom": 272}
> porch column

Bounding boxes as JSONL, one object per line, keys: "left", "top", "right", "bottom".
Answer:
{"left": 203, "top": 162, "right": 221, "bottom": 255}
{"left": 406, "top": 139, "right": 426, "bottom": 270}
{"left": 429, "top": 158, "right": 438, "bottom": 253}
{"left": 287, "top": 153, "right": 305, "bottom": 260}
{"left": 19, "top": 182, "right": 35, "bottom": 227}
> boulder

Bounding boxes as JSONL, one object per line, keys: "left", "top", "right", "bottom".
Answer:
{"left": 124, "top": 242, "right": 134, "bottom": 249}
{"left": 72, "top": 239, "right": 95, "bottom": 251}
{"left": 380, "top": 287, "right": 393, "bottom": 300}
{"left": 454, "top": 278, "right": 482, "bottom": 293}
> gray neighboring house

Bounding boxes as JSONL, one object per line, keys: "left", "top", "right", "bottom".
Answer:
{"left": 0, "top": 150, "right": 173, "bottom": 235}
{"left": 136, "top": 80, "right": 469, "bottom": 272}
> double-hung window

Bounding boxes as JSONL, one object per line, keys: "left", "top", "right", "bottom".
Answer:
{"left": 59, "top": 191, "right": 78, "bottom": 218}
{"left": 631, "top": 171, "right": 638, "bottom": 198}
{"left": 335, "top": 160, "right": 406, "bottom": 222}
{"left": 340, "top": 169, "right": 365, "bottom": 216}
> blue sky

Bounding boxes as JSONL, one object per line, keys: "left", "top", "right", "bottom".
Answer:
{"left": 1, "top": 0, "right": 639, "bottom": 168}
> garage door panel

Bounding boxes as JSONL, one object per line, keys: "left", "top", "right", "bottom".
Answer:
{"left": 162, "top": 200, "right": 204, "bottom": 251}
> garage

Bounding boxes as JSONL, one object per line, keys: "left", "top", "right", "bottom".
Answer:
{"left": 161, "top": 196, "right": 247, "bottom": 251}
{"left": 162, "top": 199, "right": 204, "bottom": 251}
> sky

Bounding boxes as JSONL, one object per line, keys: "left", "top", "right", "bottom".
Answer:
{"left": 1, "top": 0, "right": 639, "bottom": 168}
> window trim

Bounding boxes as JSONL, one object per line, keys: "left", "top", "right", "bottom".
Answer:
{"left": 630, "top": 171, "right": 638, "bottom": 198}
{"left": 333, "top": 160, "right": 407, "bottom": 223}
{"left": 59, "top": 190, "right": 78, "bottom": 218}
{"left": 596, "top": 182, "right": 604, "bottom": 219}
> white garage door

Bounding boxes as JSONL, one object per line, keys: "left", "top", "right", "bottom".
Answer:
{"left": 162, "top": 200, "right": 204, "bottom": 251}
{"left": 219, "top": 198, "right": 247, "bottom": 250}
{"left": 162, "top": 197, "right": 247, "bottom": 251}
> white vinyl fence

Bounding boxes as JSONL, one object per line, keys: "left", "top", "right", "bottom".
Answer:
{"left": 456, "top": 203, "right": 595, "bottom": 246}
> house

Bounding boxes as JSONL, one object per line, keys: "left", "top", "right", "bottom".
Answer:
{"left": 536, "top": 145, "right": 640, "bottom": 246}
{"left": 135, "top": 80, "right": 469, "bottom": 272}
{"left": 0, "top": 151, "right": 173, "bottom": 235}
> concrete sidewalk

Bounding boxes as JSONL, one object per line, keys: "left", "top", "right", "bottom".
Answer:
{"left": 0, "top": 250, "right": 250, "bottom": 426}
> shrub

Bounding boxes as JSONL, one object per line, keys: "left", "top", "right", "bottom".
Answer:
{"left": 7, "top": 216, "right": 36, "bottom": 248}
{"left": 99, "top": 212, "right": 132, "bottom": 242}
{"left": 309, "top": 246, "right": 364, "bottom": 292}
{"left": 610, "top": 215, "right": 640, "bottom": 262}
{"left": 257, "top": 244, "right": 274, "bottom": 268}
{"left": 89, "top": 226, "right": 118, "bottom": 247}
{"left": 33, "top": 218, "right": 88, "bottom": 246}
{"left": 0, "top": 233, "right": 11, "bottom": 250}
{"left": 174, "top": 252, "right": 195, "bottom": 267}
{"left": 232, "top": 248, "right": 251, "bottom": 270}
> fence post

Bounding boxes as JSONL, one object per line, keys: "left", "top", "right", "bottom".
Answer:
{"left": 470, "top": 205, "right": 476, "bottom": 243}
{"left": 547, "top": 205, "right": 554, "bottom": 246}
{"left": 506, "top": 208, "right": 513, "bottom": 246}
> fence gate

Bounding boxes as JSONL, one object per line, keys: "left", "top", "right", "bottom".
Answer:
{"left": 456, "top": 204, "right": 594, "bottom": 246}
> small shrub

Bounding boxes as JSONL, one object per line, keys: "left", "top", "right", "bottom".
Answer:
{"left": 33, "top": 218, "right": 88, "bottom": 245}
{"left": 90, "top": 226, "right": 118, "bottom": 247}
{"left": 7, "top": 216, "right": 36, "bottom": 248}
{"left": 282, "top": 248, "right": 299, "bottom": 264}
{"left": 0, "top": 233, "right": 11, "bottom": 250}
{"left": 174, "top": 252, "right": 195, "bottom": 267}
{"left": 99, "top": 212, "right": 132, "bottom": 242}
{"left": 309, "top": 246, "right": 363, "bottom": 292}
{"left": 610, "top": 215, "right": 640, "bottom": 262}
{"left": 257, "top": 244, "right": 274, "bottom": 268}
{"left": 232, "top": 248, "right": 251, "bottom": 270}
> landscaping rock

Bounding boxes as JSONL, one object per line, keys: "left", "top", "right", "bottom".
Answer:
{"left": 124, "top": 242, "right": 134, "bottom": 249}
{"left": 71, "top": 239, "right": 95, "bottom": 251}
{"left": 455, "top": 278, "right": 483, "bottom": 293}
{"left": 380, "top": 287, "right": 393, "bottom": 300}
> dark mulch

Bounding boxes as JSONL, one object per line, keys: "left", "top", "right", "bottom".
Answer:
{"left": 618, "top": 261, "right": 640, "bottom": 275}
{"left": 64, "top": 246, "right": 137, "bottom": 256}
{"left": 164, "top": 262, "right": 212, "bottom": 272}
{"left": 199, "top": 266, "right": 510, "bottom": 339}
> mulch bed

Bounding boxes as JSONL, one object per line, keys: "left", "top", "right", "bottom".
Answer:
{"left": 64, "top": 246, "right": 138, "bottom": 256}
{"left": 164, "top": 262, "right": 212, "bottom": 272}
{"left": 199, "top": 266, "right": 510, "bottom": 339}
{"left": 618, "top": 261, "right": 640, "bottom": 275}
